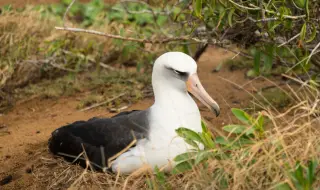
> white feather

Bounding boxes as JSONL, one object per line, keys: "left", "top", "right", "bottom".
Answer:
{"left": 112, "top": 52, "right": 203, "bottom": 174}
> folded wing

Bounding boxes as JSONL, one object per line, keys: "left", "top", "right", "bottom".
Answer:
{"left": 48, "top": 110, "right": 150, "bottom": 171}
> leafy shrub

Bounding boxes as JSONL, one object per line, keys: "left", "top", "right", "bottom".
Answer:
{"left": 180, "top": 0, "right": 319, "bottom": 77}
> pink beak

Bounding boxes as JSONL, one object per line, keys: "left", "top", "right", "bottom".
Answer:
{"left": 187, "top": 73, "right": 220, "bottom": 116}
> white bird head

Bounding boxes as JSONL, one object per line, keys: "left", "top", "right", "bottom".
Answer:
{"left": 152, "top": 52, "right": 220, "bottom": 117}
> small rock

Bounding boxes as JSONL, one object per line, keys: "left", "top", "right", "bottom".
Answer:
{"left": 204, "top": 116, "right": 213, "bottom": 120}
{"left": 25, "top": 168, "right": 32, "bottom": 174}
{"left": 232, "top": 100, "right": 240, "bottom": 104}
{"left": 0, "top": 175, "right": 13, "bottom": 186}
{"left": 36, "top": 131, "right": 40, "bottom": 134}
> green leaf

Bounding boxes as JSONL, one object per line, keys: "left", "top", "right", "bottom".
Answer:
{"left": 172, "top": 161, "right": 194, "bottom": 174}
{"left": 154, "top": 166, "right": 166, "bottom": 186}
{"left": 269, "top": 21, "right": 281, "bottom": 33}
{"left": 305, "top": 0, "right": 309, "bottom": 19}
{"left": 201, "top": 120, "right": 208, "bottom": 133}
{"left": 223, "top": 125, "right": 247, "bottom": 134}
{"left": 203, "top": 132, "right": 215, "bottom": 148}
{"left": 300, "top": 23, "right": 307, "bottom": 41}
{"left": 174, "top": 152, "right": 197, "bottom": 163}
{"left": 176, "top": 128, "right": 203, "bottom": 143}
{"left": 245, "top": 127, "right": 255, "bottom": 136}
{"left": 2, "top": 4, "right": 12, "bottom": 11}
{"left": 231, "top": 108, "right": 252, "bottom": 124}
{"left": 199, "top": 132, "right": 209, "bottom": 147}
{"left": 306, "top": 159, "right": 317, "bottom": 186}
{"left": 292, "top": 163, "right": 304, "bottom": 185}
{"left": 284, "top": 20, "right": 293, "bottom": 30}
{"left": 194, "top": 150, "right": 214, "bottom": 165}
{"left": 182, "top": 44, "right": 191, "bottom": 55}
{"left": 215, "top": 136, "right": 229, "bottom": 145}
{"left": 145, "top": 178, "right": 153, "bottom": 189}
{"left": 193, "top": 0, "right": 202, "bottom": 18}
{"left": 234, "top": 138, "right": 254, "bottom": 146}
{"left": 306, "top": 22, "right": 317, "bottom": 43}
{"left": 279, "top": 7, "right": 291, "bottom": 18}
{"left": 246, "top": 69, "right": 258, "bottom": 78}
{"left": 275, "top": 183, "right": 292, "bottom": 190}
{"left": 255, "top": 113, "right": 265, "bottom": 133}
{"left": 262, "top": 53, "right": 273, "bottom": 73}
{"left": 293, "top": 0, "right": 306, "bottom": 8}
{"left": 262, "top": 45, "right": 274, "bottom": 74}
{"left": 213, "top": 62, "right": 223, "bottom": 72}
{"left": 185, "top": 138, "right": 200, "bottom": 149}
{"left": 253, "top": 49, "right": 261, "bottom": 75}
{"left": 157, "top": 15, "right": 167, "bottom": 26}
{"left": 228, "top": 8, "right": 235, "bottom": 27}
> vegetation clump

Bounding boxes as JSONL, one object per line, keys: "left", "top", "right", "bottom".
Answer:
{"left": 0, "top": 0, "right": 319, "bottom": 189}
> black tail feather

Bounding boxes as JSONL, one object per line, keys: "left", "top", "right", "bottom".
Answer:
{"left": 48, "top": 125, "right": 109, "bottom": 172}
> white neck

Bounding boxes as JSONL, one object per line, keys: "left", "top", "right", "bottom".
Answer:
{"left": 147, "top": 74, "right": 202, "bottom": 144}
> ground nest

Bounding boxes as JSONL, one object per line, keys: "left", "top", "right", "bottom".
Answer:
{"left": 31, "top": 85, "right": 320, "bottom": 190}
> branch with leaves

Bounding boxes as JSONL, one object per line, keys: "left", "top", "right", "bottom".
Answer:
{"left": 56, "top": 0, "right": 319, "bottom": 78}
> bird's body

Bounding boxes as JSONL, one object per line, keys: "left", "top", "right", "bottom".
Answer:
{"left": 48, "top": 52, "right": 219, "bottom": 174}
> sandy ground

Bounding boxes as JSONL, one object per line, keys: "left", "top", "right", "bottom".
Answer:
{"left": 0, "top": 46, "right": 282, "bottom": 189}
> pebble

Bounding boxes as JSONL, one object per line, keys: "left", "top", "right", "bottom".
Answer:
{"left": 0, "top": 175, "right": 13, "bottom": 186}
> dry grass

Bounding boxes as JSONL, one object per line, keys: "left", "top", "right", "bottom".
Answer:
{"left": 0, "top": 7, "right": 55, "bottom": 89}
{"left": 1, "top": 3, "right": 319, "bottom": 190}
{"left": 31, "top": 78, "right": 320, "bottom": 190}
{"left": 0, "top": 6, "right": 159, "bottom": 113}
{"left": 0, "top": 7, "right": 115, "bottom": 90}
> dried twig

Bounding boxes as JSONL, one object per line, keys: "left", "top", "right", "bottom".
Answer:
{"left": 79, "top": 92, "right": 127, "bottom": 112}
{"left": 107, "top": 131, "right": 137, "bottom": 169}
{"left": 109, "top": 104, "right": 131, "bottom": 113}
{"left": 248, "top": 17, "right": 279, "bottom": 22}
{"left": 278, "top": 33, "right": 300, "bottom": 47}
{"left": 68, "top": 144, "right": 89, "bottom": 189}
{"left": 63, "top": 0, "right": 77, "bottom": 27}
{"left": 306, "top": 41, "right": 320, "bottom": 66}
{"left": 228, "top": 0, "right": 260, "bottom": 10}
{"left": 57, "top": 152, "right": 104, "bottom": 170}
{"left": 55, "top": 27, "right": 195, "bottom": 44}
{"left": 248, "top": 3, "right": 306, "bottom": 19}
{"left": 111, "top": 7, "right": 167, "bottom": 15}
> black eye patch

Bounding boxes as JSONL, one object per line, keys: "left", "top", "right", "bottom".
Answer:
{"left": 165, "top": 66, "right": 189, "bottom": 80}
{"left": 172, "top": 69, "right": 188, "bottom": 76}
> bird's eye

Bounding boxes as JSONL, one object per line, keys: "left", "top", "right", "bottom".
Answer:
{"left": 173, "top": 69, "right": 187, "bottom": 76}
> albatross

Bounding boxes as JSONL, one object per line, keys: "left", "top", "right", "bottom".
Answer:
{"left": 48, "top": 52, "right": 220, "bottom": 174}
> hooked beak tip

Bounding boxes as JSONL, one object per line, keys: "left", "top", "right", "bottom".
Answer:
{"left": 187, "top": 73, "right": 220, "bottom": 117}
{"left": 213, "top": 107, "right": 220, "bottom": 117}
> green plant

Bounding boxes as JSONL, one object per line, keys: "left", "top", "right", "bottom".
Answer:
{"left": 172, "top": 121, "right": 217, "bottom": 174}
{"left": 223, "top": 108, "right": 265, "bottom": 138}
{"left": 276, "top": 160, "right": 318, "bottom": 190}
{"left": 173, "top": 108, "right": 266, "bottom": 173}
{"left": 176, "top": 0, "right": 320, "bottom": 75}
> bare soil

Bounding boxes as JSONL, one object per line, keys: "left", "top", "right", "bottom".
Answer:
{"left": 0, "top": 46, "right": 284, "bottom": 189}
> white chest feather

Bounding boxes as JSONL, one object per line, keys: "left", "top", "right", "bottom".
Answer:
{"left": 112, "top": 93, "right": 202, "bottom": 174}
